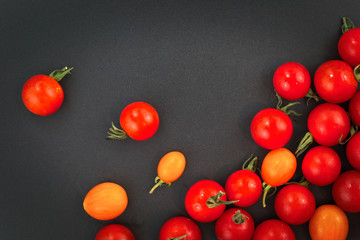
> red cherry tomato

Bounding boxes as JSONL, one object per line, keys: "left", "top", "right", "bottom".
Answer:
{"left": 274, "top": 184, "right": 316, "bottom": 225}
{"left": 338, "top": 28, "right": 360, "bottom": 67}
{"left": 302, "top": 146, "right": 341, "bottom": 186}
{"left": 251, "top": 108, "right": 293, "bottom": 150}
{"left": 215, "top": 208, "right": 255, "bottom": 240}
{"left": 159, "top": 216, "right": 201, "bottom": 240}
{"left": 332, "top": 170, "right": 360, "bottom": 213}
{"left": 273, "top": 62, "right": 311, "bottom": 100}
{"left": 349, "top": 90, "right": 360, "bottom": 126}
{"left": 185, "top": 180, "right": 232, "bottom": 223}
{"left": 22, "top": 67, "right": 72, "bottom": 116}
{"left": 346, "top": 132, "right": 360, "bottom": 170}
{"left": 307, "top": 103, "right": 350, "bottom": 146}
{"left": 225, "top": 170, "right": 262, "bottom": 207}
{"left": 95, "top": 224, "right": 135, "bottom": 240}
{"left": 252, "top": 219, "right": 295, "bottom": 240}
{"left": 314, "top": 60, "right": 357, "bottom": 103}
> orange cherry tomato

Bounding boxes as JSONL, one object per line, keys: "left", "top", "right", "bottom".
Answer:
{"left": 83, "top": 182, "right": 128, "bottom": 220}
{"left": 149, "top": 151, "right": 186, "bottom": 194}
{"left": 309, "top": 204, "right": 348, "bottom": 240}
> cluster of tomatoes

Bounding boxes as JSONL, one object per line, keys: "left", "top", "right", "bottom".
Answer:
{"left": 21, "top": 17, "right": 360, "bottom": 239}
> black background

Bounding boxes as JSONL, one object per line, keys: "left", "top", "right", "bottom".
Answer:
{"left": 1, "top": 0, "right": 360, "bottom": 239}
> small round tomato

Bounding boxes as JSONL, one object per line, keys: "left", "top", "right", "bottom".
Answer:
{"left": 314, "top": 60, "right": 357, "bottom": 103}
{"left": 332, "top": 170, "right": 360, "bottom": 213}
{"left": 274, "top": 184, "right": 316, "bottom": 225}
{"left": 346, "top": 132, "right": 360, "bottom": 170}
{"left": 107, "top": 102, "right": 159, "bottom": 141}
{"left": 338, "top": 25, "right": 360, "bottom": 67}
{"left": 307, "top": 103, "right": 350, "bottom": 146}
{"left": 302, "top": 146, "right": 341, "bottom": 186}
{"left": 225, "top": 170, "right": 262, "bottom": 207}
{"left": 273, "top": 62, "right": 311, "bottom": 100}
{"left": 185, "top": 180, "right": 234, "bottom": 223}
{"left": 95, "top": 224, "right": 135, "bottom": 240}
{"left": 215, "top": 208, "right": 255, "bottom": 240}
{"left": 159, "top": 216, "right": 201, "bottom": 240}
{"left": 349, "top": 90, "right": 360, "bottom": 126}
{"left": 251, "top": 108, "right": 293, "bottom": 150}
{"left": 22, "top": 67, "right": 72, "bottom": 116}
{"left": 252, "top": 219, "right": 295, "bottom": 240}
{"left": 309, "top": 204, "right": 348, "bottom": 240}
{"left": 83, "top": 182, "right": 128, "bottom": 220}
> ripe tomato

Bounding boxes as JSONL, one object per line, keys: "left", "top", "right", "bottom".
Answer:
{"left": 302, "top": 146, "right": 341, "bottom": 186}
{"left": 215, "top": 208, "right": 254, "bottom": 240}
{"left": 159, "top": 216, "right": 201, "bottom": 240}
{"left": 349, "top": 90, "right": 360, "bottom": 126}
{"left": 185, "top": 180, "right": 235, "bottom": 223}
{"left": 83, "top": 182, "right": 128, "bottom": 220}
{"left": 95, "top": 224, "right": 135, "bottom": 240}
{"left": 274, "top": 184, "right": 315, "bottom": 225}
{"left": 252, "top": 219, "right": 295, "bottom": 240}
{"left": 309, "top": 204, "right": 348, "bottom": 240}
{"left": 314, "top": 60, "right": 357, "bottom": 103}
{"left": 338, "top": 19, "right": 360, "bottom": 67}
{"left": 149, "top": 151, "right": 186, "bottom": 194}
{"left": 332, "top": 170, "right": 360, "bottom": 213}
{"left": 273, "top": 62, "right": 311, "bottom": 100}
{"left": 22, "top": 67, "right": 73, "bottom": 116}
{"left": 225, "top": 170, "right": 262, "bottom": 207}
{"left": 251, "top": 108, "right": 293, "bottom": 150}
{"left": 346, "top": 132, "right": 360, "bottom": 170}
{"left": 107, "top": 102, "right": 159, "bottom": 141}
{"left": 307, "top": 103, "right": 350, "bottom": 146}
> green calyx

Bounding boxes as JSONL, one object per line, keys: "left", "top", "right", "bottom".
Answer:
{"left": 284, "top": 176, "right": 310, "bottom": 188}
{"left": 106, "top": 122, "right": 128, "bottom": 140}
{"left": 276, "top": 91, "right": 301, "bottom": 116}
{"left": 262, "top": 182, "right": 277, "bottom": 208}
{"left": 340, "top": 123, "right": 359, "bottom": 145}
{"left": 206, "top": 191, "right": 239, "bottom": 208}
{"left": 232, "top": 210, "right": 249, "bottom": 224}
{"left": 305, "top": 88, "right": 321, "bottom": 105}
{"left": 149, "top": 176, "right": 171, "bottom": 194}
{"left": 295, "top": 132, "right": 314, "bottom": 157}
{"left": 169, "top": 235, "right": 187, "bottom": 240}
{"left": 341, "top": 17, "right": 355, "bottom": 33}
{"left": 242, "top": 155, "right": 258, "bottom": 172}
{"left": 49, "top": 66, "right": 73, "bottom": 82}
{"left": 354, "top": 64, "right": 360, "bottom": 82}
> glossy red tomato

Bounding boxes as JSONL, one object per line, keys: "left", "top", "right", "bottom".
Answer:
{"left": 346, "top": 132, "right": 360, "bottom": 170}
{"left": 307, "top": 103, "right": 350, "bottom": 146}
{"left": 273, "top": 62, "right": 311, "bottom": 100}
{"left": 185, "top": 180, "right": 232, "bottom": 223}
{"left": 338, "top": 28, "right": 360, "bottom": 67}
{"left": 225, "top": 170, "right": 262, "bottom": 207}
{"left": 274, "top": 184, "right": 316, "bottom": 225}
{"left": 95, "top": 224, "right": 135, "bottom": 240}
{"left": 215, "top": 208, "right": 254, "bottom": 240}
{"left": 302, "top": 146, "right": 341, "bottom": 186}
{"left": 314, "top": 60, "right": 357, "bottom": 103}
{"left": 159, "top": 216, "right": 201, "bottom": 240}
{"left": 252, "top": 219, "right": 295, "bottom": 240}
{"left": 332, "top": 170, "right": 360, "bottom": 213}
{"left": 251, "top": 108, "right": 293, "bottom": 149}
{"left": 349, "top": 90, "right": 360, "bottom": 126}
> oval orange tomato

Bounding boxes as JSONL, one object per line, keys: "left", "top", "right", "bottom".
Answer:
{"left": 309, "top": 204, "right": 348, "bottom": 240}
{"left": 83, "top": 182, "right": 128, "bottom": 220}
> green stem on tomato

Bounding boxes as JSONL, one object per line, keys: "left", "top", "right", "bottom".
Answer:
{"left": 354, "top": 64, "right": 360, "bottom": 82}
{"left": 169, "top": 235, "right": 187, "bottom": 240}
{"left": 49, "top": 66, "right": 73, "bottom": 82}
{"left": 106, "top": 122, "right": 128, "bottom": 140}
{"left": 305, "top": 88, "right": 321, "bottom": 105}
{"left": 232, "top": 210, "right": 249, "bottom": 224}
{"left": 341, "top": 17, "right": 355, "bottom": 33}
{"left": 295, "top": 132, "right": 314, "bottom": 157}
{"left": 262, "top": 182, "right": 276, "bottom": 208}
{"left": 340, "top": 123, "right": 359, "bottom": 145}
{"left": 149, "top": 176, "right": 171, "bottom": 194}
{"left": 242, "top": 155, "right": 258, "bottom": 172}
{"left": 275, "top": 91, "right": 301, "bottom": 116}
{"left": 206, "top": 191, "right": 239, "bottom": 208}
{"left": 284, "top": 176, "right": 310, "bottom": 187}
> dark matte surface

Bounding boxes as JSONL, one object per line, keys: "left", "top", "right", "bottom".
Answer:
{"left": 1, "top": 0, "right": 360, "bottom": 239}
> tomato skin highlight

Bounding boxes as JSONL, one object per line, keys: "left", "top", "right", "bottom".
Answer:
{"left": 273, "top": 62, "right": 311, "bottom": 100}
{"left": 332, "top": 170, "right": 360, "bottom": 213}
{"left": 349, "top": 90, "right": 360, "bottom": 126}
{"left": 302, "top": 146, "right": 341, "bottom": 186}
{"left": 314, "top": 60, "right": 358, "bottom": 103}
{"left": 215, "top": 208, "right": 254, "bottom": 240}
{"left": 338, "top": 28, "right": 360, "bottom": 67}
{"left": 346, "top": 132, "right": 360, "bottom": 170}
{"left": 274, "top": 184, "right": 316, "bottom": 225}
{"left": 22, "top": 75, "right": 64, "bottom": 116}
{"left": 307, "top": 103, "right": 350, "bottom": 146}
{"left": 309, "top": 204, "right": 348, "bottom": 240}
{"left": 251, "top": 108, "right": 293, "bottom": 150}
{"left": 159, "top": 216, "right": 201, "bottom": 240}
{"left": 252, "top": 219, "right": 295, "bottom": 240}
{"left": 225, "top": 170, "right": 262, "bottom": 207}
{"left": 95, "top": 224, "right": 135, "bottom": 240}
{"left": 120, "top": 102, "right": 159, "bottom": 140}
